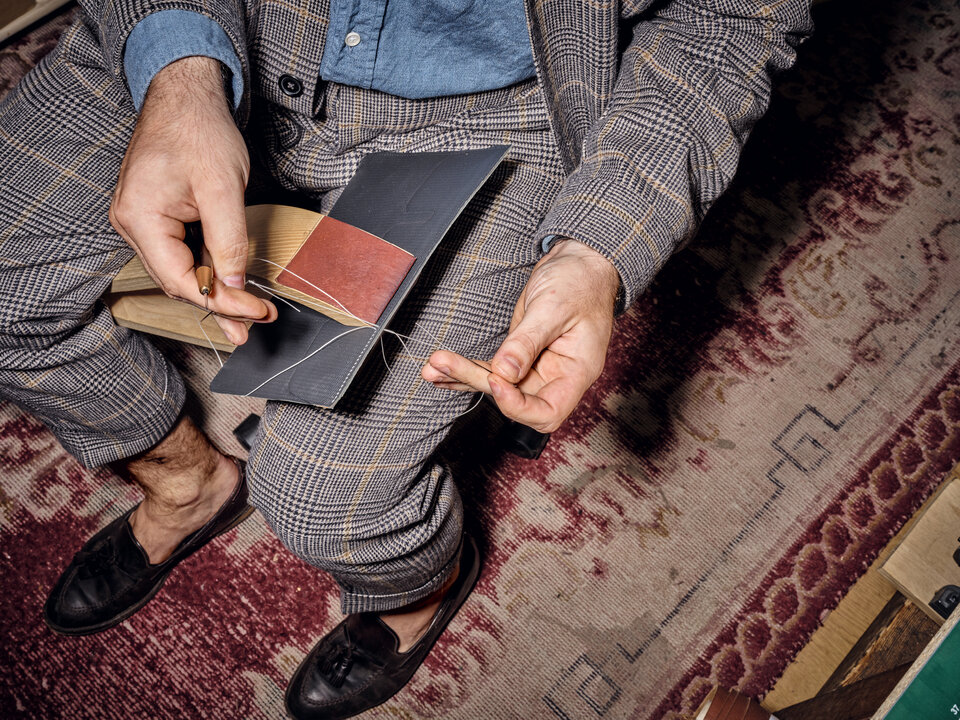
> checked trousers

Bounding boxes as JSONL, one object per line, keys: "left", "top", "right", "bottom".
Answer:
{"left": 0, "top": 19, "right": 565, "bottom": 612}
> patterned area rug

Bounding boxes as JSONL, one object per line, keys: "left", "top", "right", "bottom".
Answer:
{"left": 2, "top": 1, "right": 960, "bottom": 718}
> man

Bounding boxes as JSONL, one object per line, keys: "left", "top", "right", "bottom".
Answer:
{"left": 0, "top": 0, "right": 812, "bottom": 717}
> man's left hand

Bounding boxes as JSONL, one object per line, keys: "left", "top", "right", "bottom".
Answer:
{"left": 422, "top": 238, "right": 620, "bottom": 433}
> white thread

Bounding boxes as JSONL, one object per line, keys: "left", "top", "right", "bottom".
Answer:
{"left": 193, "top": 266, "right": 498, "bottom": 424}
{"left": 160, "top": 367, "right": 169, "bottom": 404}
{"left": 194, "top": 308, "right": 224, "bottom": 368}
{"left": 378, "top": 331, "right": 486, "bottom": 424}
{"left": 379, "top": 335, "right": 392, "bottom": 373}
{"left": 252, "top": 258, "right": 357, "bottom": 319}
{"left": 459, "top": 392, "right": 485, "bottom": 417}
{"left": 245, "top": 267, "right": 469, "bottom": 368}
{"left": 243, "top": 325, "right": 371, "bottom": 396}
{"left": 246, "top": 279, "right": 302, "bottom": 312}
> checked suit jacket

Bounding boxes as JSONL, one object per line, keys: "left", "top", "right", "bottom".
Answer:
{"left": 79, "top": 0, "right": 813, "bottom": 311}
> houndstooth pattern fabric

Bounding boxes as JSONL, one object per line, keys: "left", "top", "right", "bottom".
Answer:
{"left": 75, "top": 0, "right": 814, "bottom": 309}
{"left": 245, "top": 79, "right": 567, "bottom": 612}
{"left": 0, "top": 22, "right": 185, "bottom": 467}
{"left": 0, "top": 0, "right": 812, "bottom": 611}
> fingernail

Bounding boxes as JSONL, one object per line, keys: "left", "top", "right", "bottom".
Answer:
{"left": 223, "top": 274, "right": 244, "bottom": 289}
{"left": 502, "top": 357, "right": 521, "bottom": 378}
{"left": 437, "top": 365, "right": 452, "bottom": 376}
{"left": 489, "top": 380, "right": 502, "bottom": 397}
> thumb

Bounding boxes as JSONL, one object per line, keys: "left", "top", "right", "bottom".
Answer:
{"left": 197, "top": 181, "right": 248, "bottom": 289}
{"left": 491, "top": 302, "right": 565, "bottom": 383}
{"left": 196, "top": 183, "right": 270, "bottom": 320}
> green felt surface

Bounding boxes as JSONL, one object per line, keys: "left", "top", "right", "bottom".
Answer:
{"left": 884, "top": 619, "right": 959, "bottom": 720}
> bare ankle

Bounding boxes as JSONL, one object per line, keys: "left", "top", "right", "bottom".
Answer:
{"left": 123, "top": 415, "right": 231, "bottom": 509}
{"left": 123, "top": 416, "right": 240, "bottom": 563}
{"left": 379, "top": 562, "right": 460, "bottom": 653}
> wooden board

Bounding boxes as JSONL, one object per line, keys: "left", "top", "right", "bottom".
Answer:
{"left": 879, "top": 478, "right": 960, "bottom": 624}
{"left": 107, "top": 291, "right": 236, "bottom": 353}
{"left": 823, "top": 596, "right": 939, "bottom": 691}
{"left": 0, "top": 0, "right": 72, "bottom": 44}
{"left": 872, "top": 609, "right": 960, "bottom": 719}
{"left": 1, "top": 0, "right": 36, "bottom": 30}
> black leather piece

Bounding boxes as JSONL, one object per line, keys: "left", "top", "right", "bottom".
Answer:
{"left": 285, "top": 535, "right": 480, "bottom": 720}
{"left": 211, "top": 148, "right": 508, "bottom": 408}
{"left": 43, "top": 459, "right": 253, "bottom": 636}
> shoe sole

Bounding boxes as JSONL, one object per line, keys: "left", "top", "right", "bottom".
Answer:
{"left": 43, "top": 505, "right": 255, "bottom": 637}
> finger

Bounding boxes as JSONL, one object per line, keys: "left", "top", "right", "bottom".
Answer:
{"left": 204, "top": 277, "right": 279, "bottom": 322}
{"left": 122, "top": 213, "right": 210, "bottom": 302}
{"left": 209, "top": 284, "right": 277, "bottom": 346}
{"left": 196, "top": 182, "right": 271, "bottom": 321}
{"left": 491, "top": 301, "right": 567, "bottom": 384}
{"left": 197, "top": 180, "right": 247, "bottom": 286}
{"left": 120, "top": 212, "right": 275, "bottom": 349}
{"left": 425, "top": 350, "right": 493, "bottom": 394}
{"left": 212, "top": 314, "right": 250, "bottom": 346}
{"left": 488, "top": 374, "right": 584, "bottom": 433}
{"left": 421, "top": 362, "right": 455, "bottom": 383}
{"left": 429, "top": 380, "right": 478, "bottom": 392}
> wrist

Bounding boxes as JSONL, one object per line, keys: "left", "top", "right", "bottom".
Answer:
{"left": 144, "top": 56, "right": 229, "bottom": 115}
{"left": 548, "top": 237, "right": 621, "bottom": 307}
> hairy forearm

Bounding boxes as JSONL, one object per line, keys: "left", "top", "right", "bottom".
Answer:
{"left": 144, "top": 56, "right": 229, "bottom": 117}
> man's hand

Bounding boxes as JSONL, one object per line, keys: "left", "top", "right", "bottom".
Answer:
{"left": 422, "top": 239, "right": 619, "bottom": 433}
{"left": 109, "top": 56, "right": 276, "bottom": 345}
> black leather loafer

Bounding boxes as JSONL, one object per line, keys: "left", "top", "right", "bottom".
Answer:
{"left": 43, "top": 458, "right": 253, "bottom": 635}
{"left": 285, "top": 534, "right": 481, "bottom": 720}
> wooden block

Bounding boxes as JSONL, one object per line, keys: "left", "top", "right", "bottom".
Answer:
{"left": 106, "top": 291, "right": 236, "bottom": 353}
{"left": 879, "top": 478, "right": 960, "bottom": 624}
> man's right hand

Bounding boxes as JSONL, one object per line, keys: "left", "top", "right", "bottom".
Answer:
{"left": 109, "top": 56, "right": 276, "bottom": 346}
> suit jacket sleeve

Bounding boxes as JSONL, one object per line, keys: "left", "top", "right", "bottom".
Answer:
{"left": 77, "top": 0, "right": 250, "bottom": 117}
{"left": 533, "top": 0, "right": 814, "bottom": 311}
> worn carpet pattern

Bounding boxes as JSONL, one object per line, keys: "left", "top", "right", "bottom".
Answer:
{"left": 2, "top": 0, "right": 960, "bottom": 718}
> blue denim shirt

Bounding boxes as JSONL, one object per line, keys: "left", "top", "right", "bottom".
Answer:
{"left": 124, "top": 4, "right": 536, "bottom": 111}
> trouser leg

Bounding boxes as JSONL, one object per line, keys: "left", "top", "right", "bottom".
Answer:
{"left": 247, "top": 80, "right": 565, "bottom": 612}
{"left": 0, "top": 21, "right": 185, "bottom": 468}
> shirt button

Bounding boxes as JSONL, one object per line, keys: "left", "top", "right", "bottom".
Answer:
{"left": 344, "top": 32, "right": 361, "bottom": 47}
{"left": 278, "top": 74, "right": 303, "bottom": 97}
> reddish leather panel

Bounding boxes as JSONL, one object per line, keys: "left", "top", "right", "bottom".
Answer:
{"left": 277, "top": 216, "right": 415, "bottom": 325}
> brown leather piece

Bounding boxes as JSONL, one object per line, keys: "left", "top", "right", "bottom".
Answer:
{"left": 277, "top": 216, "right": 415, "bottom": 325}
